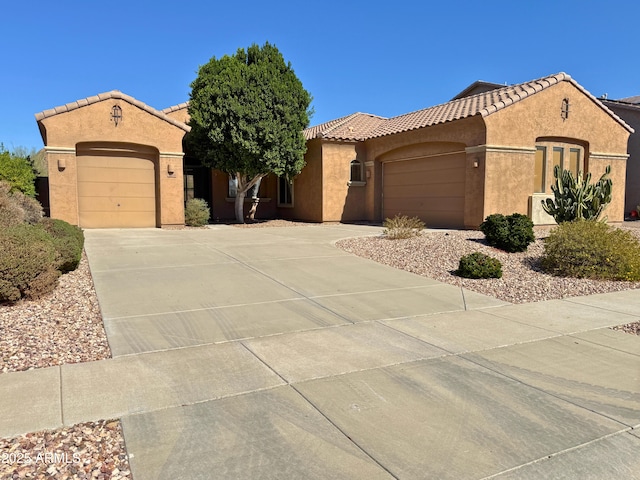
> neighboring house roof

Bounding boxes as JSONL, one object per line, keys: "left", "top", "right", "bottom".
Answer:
{"left": 305, "top": 73, "right": 634, "bottom": 141}
{"left": 304, "top": 112, "right": 387, "bottom": 141}
{"left": 35, "top": 91, "right": 191, "bottom": 132}
{"left": 617, "top": 95, "right": 640, "bottom": 104}
{"left": 450, "top": 80, "right": 505, "bottom": 100}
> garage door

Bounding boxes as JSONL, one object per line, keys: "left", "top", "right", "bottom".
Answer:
{"left": 77, "top": 147, "right": 157, "bottom": 228}
{"left": 383, "top": 153, "right": 466, "bottom": 228}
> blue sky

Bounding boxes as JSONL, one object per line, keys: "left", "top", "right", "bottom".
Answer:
{"left": 2, "top": 0, "right": 638, "bottom": 151}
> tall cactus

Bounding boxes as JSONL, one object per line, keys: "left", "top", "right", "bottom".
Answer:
{"left": 541, "top": 165, "right": 612, "bottom": 223}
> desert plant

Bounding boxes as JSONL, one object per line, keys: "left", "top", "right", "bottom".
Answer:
{"left": 383, "top": 214, "right": 425, "bottom": 239}
{"left": 457, "top": 252, "right": 503, "bottom": 279}
{"left": 0, "top": 224, "right": 60, "bottom": 303}
{"left": 541, "top": 165, "right": 612, "bottom": 223}
{"left": 185, "top": 198, "right": 210, "bottom": 227}
{"left": 479, "top": 213, "right": 534, "bottom": 252}
{"left": 39, "top": 218, "right": 84, "bottom": 273}
{"left": 541, "top": 220, "right": 640, "bottom": 281}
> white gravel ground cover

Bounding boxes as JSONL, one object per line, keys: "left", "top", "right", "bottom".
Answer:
{"left": 336, "top": 226, "right": 640, "bottom": 305}
{"left": 1, "top": 221, "right": 639, "bottom": 479}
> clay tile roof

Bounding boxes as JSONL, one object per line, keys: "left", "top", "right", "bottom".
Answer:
{"left": 162, "top": 102, "right": 189, "bottom": 114}
{"left": 304, "top": 112, "right": 387, "bottom": 141}
{"left": 367, "top": 72, "right": 633, "bottom": 138}
{"left": 34, "top": 91, "right": 191, "bottom": 132}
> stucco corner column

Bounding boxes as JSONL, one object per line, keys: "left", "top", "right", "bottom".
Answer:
{"left": 44, "top": 146, "right": 79, "bottom": 226}
{"left": 158, "top": 151, "right": 185, "bottom": 227}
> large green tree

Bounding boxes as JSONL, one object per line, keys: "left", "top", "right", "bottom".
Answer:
{"left": 187, "top": 42, "right": 313, "bottom": 222}
{"left": 0, "top": 144, "right": 37, "bottom": 197}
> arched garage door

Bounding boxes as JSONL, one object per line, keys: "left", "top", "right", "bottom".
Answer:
{"left": 76, "top": 144, "right": 158, "bottom": 228}
{"left": 383, "top": 152, "right": 466, "bottom": 228}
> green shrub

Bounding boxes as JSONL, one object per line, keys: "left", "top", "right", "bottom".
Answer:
{"left": 479, "top": 213, "right": 534, "bottom": 252}
{"left": 541, "top": 221, "right": 640, "bottom": 281}
{"left": 39, "top": 218, "right": 84, "bottom": 273}
{"left": 0, "top": 180, "right": 43, "bottom": 227}
{"left": 383, "top": 214, "right": 425, "bottom": 239}
{"left": 185, "top": 198, "right": 210, "bottom": 227}
{"left": 0, "top": 146, "right": 36, "bottom": 197}
{"left": 457, "top": 252, "right": 503, "bottom": 279}
{"left": 0, "top": 224, "right": 60, "bottom": 303}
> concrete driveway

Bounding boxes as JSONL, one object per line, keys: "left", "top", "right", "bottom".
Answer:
{"left": 76, "top": 225, "right": 640, "bottom": 478}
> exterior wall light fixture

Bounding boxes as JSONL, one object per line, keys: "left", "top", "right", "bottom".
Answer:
{"left": 111, "top": 105, "right": 123, "bottom": 126}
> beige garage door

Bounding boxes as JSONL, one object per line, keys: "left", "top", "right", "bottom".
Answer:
{"left": 77, "top": 147, "right": 157, "bottom": 228}
{"left": 383, "top": 153, "right": 466, "bottom": 228}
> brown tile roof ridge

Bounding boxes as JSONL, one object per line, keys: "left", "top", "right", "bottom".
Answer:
{"left": 35, "top": 91, "right": 191, "bottom": 132}
{"left": 304, "top": 112, "right": 387, "bottom": 141}
{"left": 162, "top": 102, "right": 189, "bottom": 114}
{"left": 367, "top": 72, "right": 633, "bottom": 138}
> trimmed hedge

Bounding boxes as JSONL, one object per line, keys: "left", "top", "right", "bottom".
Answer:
{"left": 0, "top": 224, "right": 60, "bottom": 303}
{"left": 479, "top": 213, "right": 534, "bottom": 253}
{"left": 457, "top": 252, "right": 503, "bottom": 279}
{"left": 39, "top": 218, "right": 85, "bottom": 273}
{"left": 542, "top": 221, "right": 640, "bottom": 281}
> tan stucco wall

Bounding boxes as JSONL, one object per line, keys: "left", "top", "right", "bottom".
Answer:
{"left": 320, "top": 142, "right": 365, "bottom": 222}
{"left": 40, "top": 100, "right": 186, "bottom": 152}
{"left": 46, "top": 148, "right": 79, "bottom": 224}
{"left": 365, "top": 117, "right": 487, "bottom": 225}
{"left": 604, "top": 102, "right": 640, "bottom": 214}
{"left": 283, "top": 139, "right": 323, "bottom": 222}
{"left": 164, "top": 107, "right": 190, "bottom": 126}
{"left": 39, "top": 98, "right": 188, "bottom": 227}
{"left": 483, "top": 81, "right": 630, "bottom": 222}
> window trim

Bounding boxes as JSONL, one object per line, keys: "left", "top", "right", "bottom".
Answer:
{"left": 277, "top": 176, "right": 294, "bottom": 207}
{"left": 534, "top": 146, "right": 546, "bottom": 194}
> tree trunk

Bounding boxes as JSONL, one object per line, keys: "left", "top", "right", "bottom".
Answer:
{"left": 234, "top": 173, "right": 265, "bottom": 223}
{"left": 247, "top": 200, "right": 259, "bottom": 221}
{"left": 234, "top": 190, "right": 246, "bottom": 223}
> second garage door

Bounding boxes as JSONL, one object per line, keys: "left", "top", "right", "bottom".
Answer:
{"left": 383, "top": 153, "right": 466, "bottom": 228}
{"left": 76, "top": 146, "right": 157, "bottom": 228}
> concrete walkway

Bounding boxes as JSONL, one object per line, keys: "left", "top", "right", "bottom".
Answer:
{"left": 2, "top": 224, "right": 640, "bottom": 479}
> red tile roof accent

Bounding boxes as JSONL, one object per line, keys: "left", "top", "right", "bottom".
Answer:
{"left": 305, "top": 73, "right": 633, "bottom": 140}
{"left": 304, "top": 112, "right": 387, "bottom": 141}
{"left": 35, "top": 91, "right": 191, "bottom": 132}
{"left": 162, "top": 102, "right": 189, "bottom": 114}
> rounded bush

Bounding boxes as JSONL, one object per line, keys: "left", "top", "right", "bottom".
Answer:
{"left": 0, "top": 224, "right": 60, "bottom": 303}
{"left": 39, "top": 218, "right": 85, "bottom": 273}
{"left": 457, "top": 252, "right": 503, "bottom": 279}
{"left": 480, "top": 213, "right": 534, "bottom": 253}
{"left": 542, "top": 221, "right": 640, "bottom": 281}
{"left": 185, "top": 198, "right": 210, "bottom": 227}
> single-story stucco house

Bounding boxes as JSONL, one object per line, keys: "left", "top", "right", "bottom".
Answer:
{"left": 601, "top": 96, "right": 640, "bottom": 214}
{"left": 34, "top": 72, "right": 635, "bottom": 229}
